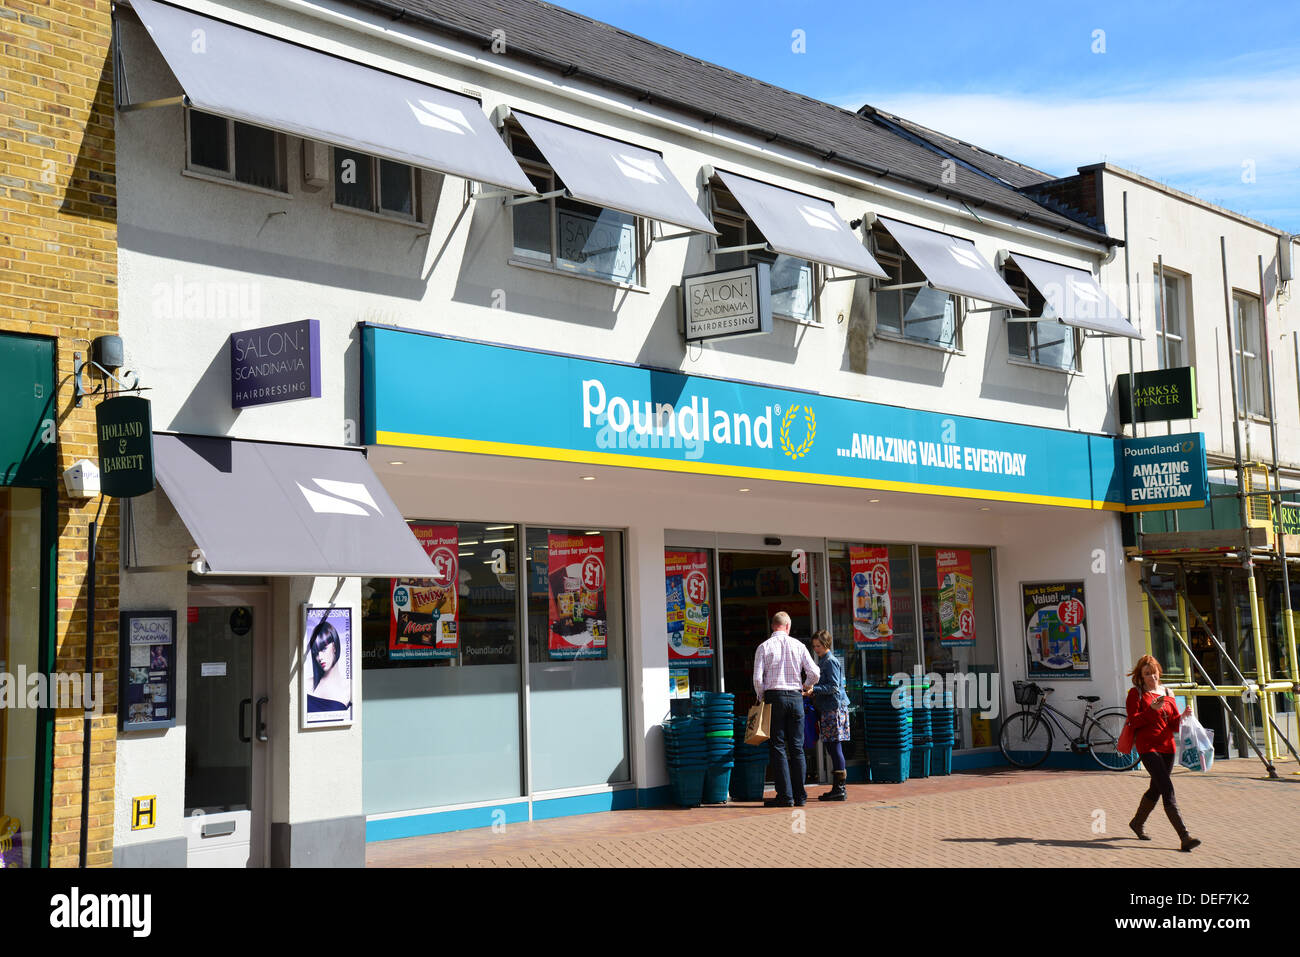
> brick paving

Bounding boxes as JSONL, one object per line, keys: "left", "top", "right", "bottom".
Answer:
{"left": 366, "top": 758, "right": 1300, "bottom": 868}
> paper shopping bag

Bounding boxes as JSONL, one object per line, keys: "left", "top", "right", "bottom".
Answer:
{"left": 744, "top": 700, "right": 771, "bottom": 746}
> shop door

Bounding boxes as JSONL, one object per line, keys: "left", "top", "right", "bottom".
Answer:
{"left": 184, "top": 591, "right": 270, "bottom": 867}
{"left": 718, "top": 550, "right": 822, "bottom": 716}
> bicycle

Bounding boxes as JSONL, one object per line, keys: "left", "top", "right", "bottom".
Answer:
{"left": 999, "top": 680, "right": 1139, "bottom": 771}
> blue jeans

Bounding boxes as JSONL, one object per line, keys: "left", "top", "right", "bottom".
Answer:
{"left": 765, "top": 690, "right": 806, "bottom": 803}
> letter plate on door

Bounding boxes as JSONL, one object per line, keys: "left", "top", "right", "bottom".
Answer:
{"left": 201, "top": 820, "right": 237, "bottom": 838}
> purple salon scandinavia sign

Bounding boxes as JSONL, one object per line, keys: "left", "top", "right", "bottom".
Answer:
{"left": 230, "top": 319, "right": 322, "bottom": 408}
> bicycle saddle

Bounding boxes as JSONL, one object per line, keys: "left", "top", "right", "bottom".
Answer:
{"left": 1077, "top": 695, "right": 1101, "bottom": 702}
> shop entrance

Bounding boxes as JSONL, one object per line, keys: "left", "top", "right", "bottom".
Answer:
{"left": 184, "top": 588, "right": 271, "bottom": 867}
{"left": 718, "top": 550, "right": 822, "bottom": 717}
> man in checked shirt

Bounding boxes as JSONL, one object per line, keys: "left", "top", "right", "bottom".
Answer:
{"left": 753, "top": 611, "right": 820, "bottom": 807}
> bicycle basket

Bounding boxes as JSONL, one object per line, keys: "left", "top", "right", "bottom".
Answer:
{"left": 1012, "top": 681, "right": 1041, "bottom": 706}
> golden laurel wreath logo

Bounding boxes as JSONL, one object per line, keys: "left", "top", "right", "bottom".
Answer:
{"left": 780, "top": 405, "right": 816, "bottom": 459}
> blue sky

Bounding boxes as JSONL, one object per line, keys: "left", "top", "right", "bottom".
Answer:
{"left": 557, "top": 0, "right": 1300, "bottom": 232}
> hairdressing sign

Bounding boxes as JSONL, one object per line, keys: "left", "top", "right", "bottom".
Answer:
{"left": 230, "top": 319, "right": 321, "bottom": 408}
{"left": 682, "top": 263, "right": 773, "bottom": 342}
{"left": 119, "top": 610, "right": 176, "bottom": 731}
{"left": 302, "top": 606, "right": 353, "bottom": 728}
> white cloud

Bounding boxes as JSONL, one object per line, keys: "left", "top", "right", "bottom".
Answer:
{"left": 839, "top": 70, "right": 1300, "bottom": 230}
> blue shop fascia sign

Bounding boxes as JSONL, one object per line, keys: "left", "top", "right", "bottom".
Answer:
{"left": 361, "top": 326, "right": 1203, "bottom": 512}
{"left": 1118, "top": 433, "right": 1210, "bottom": 512}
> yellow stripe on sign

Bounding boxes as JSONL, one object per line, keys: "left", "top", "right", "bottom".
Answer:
{"left": 375, "top": 431, "right": 1122, "bottom": 512}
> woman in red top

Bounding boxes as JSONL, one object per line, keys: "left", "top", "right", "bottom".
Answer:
{"left": 1126, "top": 654, "right": 1200, "bottom": 851}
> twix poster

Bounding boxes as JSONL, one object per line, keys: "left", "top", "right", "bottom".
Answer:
{"left": 850, "top": 545, "right": 894, "bottom": 645}
{"left": 666, "top": 550, "right": 713, "bottom": 667}
{"left": 389, "top": 523, "right": 459, "bottom": 660}
{"left": 548, "top": 533, "right": 608, "bottom": 660}
{"left": 936, "top": 549, "right": 975, "bottom": 647}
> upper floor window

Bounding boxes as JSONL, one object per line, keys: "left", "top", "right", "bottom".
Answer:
{"left": 1232, "top": 292, "right": 1268, "bottom": 417}
{"left": 1004, "top": 263, "right": 1078, "bottom": 371}
{"left": 870, "top": 226, "right": 959, "bottom": 348}
{"left": 508, "top": 126, "right": 643, "bottom": 286}
{"left": 186, "top": 108, "right": 286, "bottom": 193}
{"left": 333, "top": 148, "right": 419, "bottom": 221}
{"left": 709, "top": 183, "right": 817, "bottom": 324}
{"left": 1153, "top": 268, "right": 1189, "bottom": 369}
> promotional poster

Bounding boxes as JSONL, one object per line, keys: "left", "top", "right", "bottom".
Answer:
{"left": 936, "top": 549, "right": 976, "bottom": 647}
{"left": 850, "top": 545, "right": 893, "bottom": 645}
{"left": 1023, "top": 581, "right": 1090, "bottom": 679}
{"left": 666, "top": 550, "right": 713, "bottom": 667}
{"left": 302, "top": 606, "right": 354, "bottom": 728}
{"left": 547, "top": 533, "right": 609, "bottom": 660}
{"left": 389, "top": 523, "right": 459, "bottom": 660}
{"left": 120, "top": 610, "right": 176, "bottom": 731}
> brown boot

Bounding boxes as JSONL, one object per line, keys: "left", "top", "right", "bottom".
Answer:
{"left": 1129, "top": 796, "right": 1157, "bottom": 840}
{"left": 1164, "top": 802, "right": 1200, "bottom": 852}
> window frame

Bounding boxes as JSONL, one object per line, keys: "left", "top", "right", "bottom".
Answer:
{"left": 1153, "top": 267, "right": 1190, "bottom": 370}
{"left": 184, "top": 107, "right": 288, "bottom": 195}
{"left": 869, "top": 226, "right": 962, "bottom": 350}
{"left": 505, "top": 124, "right": 647, "bottom": 289}
{"left": 707, "top": 181, "right": 821, "bottom": 326}
{"left": 1232, "top": 290, "right": 1269, "bottom": 418}
{"left": 1002, "top": 264, "right": 1081, "bottom": 372}
{"left": 330, "top": 147, "right": 421, "bottom": 224}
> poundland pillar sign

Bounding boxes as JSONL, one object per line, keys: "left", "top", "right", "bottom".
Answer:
{"left": 1120, "top": 432, "right": 1208, "bottom": 511}
{"left": 96, "top": 395, "right": 155, "bottom": 497}
{"left": 230, "top": 319, "right": 321, "bottom": 408}
{"left": 1116, "top": 367, "right": 1197, "bottom": 424}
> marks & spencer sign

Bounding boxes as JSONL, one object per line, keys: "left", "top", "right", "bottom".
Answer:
{"left": 682, "top": 264, "right": 773, "bottom": 342}
{"left": 230, "top": 319, "right": 321, "bottom": 408}
{"left": 1116, "top": 367, "right": 1197, "bottom": 424}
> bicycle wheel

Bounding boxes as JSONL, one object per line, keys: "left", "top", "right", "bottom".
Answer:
{"left": 1088, "top": 709, "right": 1140, "bottom": 770}
{"left": 999, "top": 709, "right": 1053, "bottom": 768}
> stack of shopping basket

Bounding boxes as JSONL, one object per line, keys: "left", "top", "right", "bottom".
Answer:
{"left": 691, "top": 692, "right": 735, "bottom": 804}
{"left": 730, "top": 714, "right": 769, "bottom": 801}
{"left": 663, "top": 715, "right": 708, "bottom": 806}
{"left": 930, "top": 692, "right": 956, "bottom": 775}
{"left": 862, "top": 687, "right": 912, "bottom": 783}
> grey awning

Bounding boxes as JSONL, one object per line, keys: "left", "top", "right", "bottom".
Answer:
{"left": 513, "top": 111, "right": 717, "bottom": 235}
{"left": 1008, "top": 252, "right": 1141, "bottom": 339}
{"left": 153, "top": 434, "right": 435, "bottom": 578}
{"left": 876, "top": 216, "right": 1025, "bottom": 309}
{"left": 715, "top": 170, "right": 888, "bottom": 278}
{"left": 125, "top": 0, "right": 534, "bottom": 194}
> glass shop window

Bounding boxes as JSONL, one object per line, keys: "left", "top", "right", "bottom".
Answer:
{"left": 186, "top": 108, "right": 286, "bottom": 192}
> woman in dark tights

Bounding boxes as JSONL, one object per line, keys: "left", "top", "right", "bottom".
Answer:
{"left": 810, "top": 630, "right": 850, "bottom": 801}
{"left": 1126, "top": 654, "right": 1199, "bottom": 851}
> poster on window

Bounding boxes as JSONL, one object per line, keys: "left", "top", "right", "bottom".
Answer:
{"left": 119, "top": 610, "right": 177, "bottom": 731}
{"left": 936, "top": 549, "right": 975, "bottom": 647}
{"left": 1023, "top": 581, "right": 1089, "bottom": 679}
{"left": 388, "top": 523, "right": 459, "bottom": 661}
{"left": 302, "top": 605, "right": 353, "bottom": 728}
{"left": 850, "top": 545, "right": 894, "bottom": 645}
{"left": 548, "top": 533, "right": 608, "bottom": 660}
{"left": 666, "top": 550, "right": 713, "bottom": 667}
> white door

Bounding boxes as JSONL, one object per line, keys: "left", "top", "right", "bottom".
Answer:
{"left": 184, "top": 590, "right": 270, "bottom": 867}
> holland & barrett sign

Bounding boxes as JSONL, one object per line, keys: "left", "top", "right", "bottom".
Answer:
{"left": 1120, "top": 432, "right": 1208, "bottom": 511}
{"left": 96, "top": 396, "right": 155, "bottom": 498}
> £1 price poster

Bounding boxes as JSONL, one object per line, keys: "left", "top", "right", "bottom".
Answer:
{"left": 1023, "top": 581, "right": 1089, "bottom": 679}
{"left": 547, "top": 533, "right": 608, "bottom": 660}
{"left": 849, "top": 546, "right": 894, "bottom": 645}
{"left": 666, "top": 550, "right": 713, "bottom": 667}
{"left": 935, "top": 549, "right": 975, "bottom": 647}
{"left": 389, "top": 524, "right": 459, "bottom": 660}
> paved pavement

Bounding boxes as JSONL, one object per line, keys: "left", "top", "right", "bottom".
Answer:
{"left": 366, "top": 757, "right": 1300, "bottom": 868}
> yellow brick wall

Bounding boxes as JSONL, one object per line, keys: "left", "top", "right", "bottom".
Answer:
{"left": 1, "top": 0, "right": 118, "bottom": 867}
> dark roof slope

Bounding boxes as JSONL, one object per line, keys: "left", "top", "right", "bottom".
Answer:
{"left": 337, "top": 0, "right": 1115, "bottom": 245}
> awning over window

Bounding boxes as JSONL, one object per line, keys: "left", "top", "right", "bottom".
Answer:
{"left": 153, "top": 434, "right": 436, "bottom": 578}
{"left": 511, "top": 111, "right": 718, "bottom": 235}
{"left": 875, "top": 216, "right": 1025, "bottom": 309}
{"left": 714, "top": 170, "right": 888, "bottom": 278}
{"left": 125, "top": 0, "right": 534, "bottom": 194}
{"left": 1008, "top": 252, "right": 1141, "bottom": 339}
